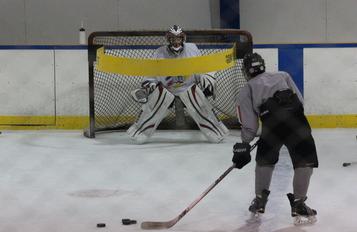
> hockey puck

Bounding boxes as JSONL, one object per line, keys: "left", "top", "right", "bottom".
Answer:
{"left": 130, "top": 220, "right": 137, "bottom": 224}
{"left": 343, "top": 162, "right": 351, "bottom": 167}
{"left": 96, "top": 223, "right": 106, "bottom": 228}
{"left": 122, "top": 218, "right": 137, "bottom": 225}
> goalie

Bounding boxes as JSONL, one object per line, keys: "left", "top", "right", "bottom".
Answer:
{"left": 127, "top": 25, "right": 229, "bottom": 143}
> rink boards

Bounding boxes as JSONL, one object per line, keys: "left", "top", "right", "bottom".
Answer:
{"left": 0, "top": 44, "right": 356, "bottom": 129}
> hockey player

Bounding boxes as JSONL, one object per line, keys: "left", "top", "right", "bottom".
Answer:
{"left": 127, "top": 25, "right": 229, "bottom": 143}
{"left": 232, "top": 53, "right": 318, "bottom": 225}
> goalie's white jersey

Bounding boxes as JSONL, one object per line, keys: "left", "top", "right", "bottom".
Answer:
{"left": 152, "top": 43, "right": 201, "bottom": 95}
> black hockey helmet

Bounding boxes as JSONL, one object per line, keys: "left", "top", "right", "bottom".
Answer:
{"left": 242, "top": 52, "right": 266, "bottom": 79}
{"left": 166, "top": 25, "right": 186, "bottom": 55}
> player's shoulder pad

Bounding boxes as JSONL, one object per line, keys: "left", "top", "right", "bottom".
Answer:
{"left": 153, "top": 46, "right": 168, "bottom": 58}
{"left": 184, "top": 42, "right": 199, "bottom": 51}
{"left": 276, "top": 71, "right": 291, "bottom": 77}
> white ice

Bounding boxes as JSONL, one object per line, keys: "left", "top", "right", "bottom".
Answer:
{"left": 0, "top": 128, "right": 356, "bottom": 232}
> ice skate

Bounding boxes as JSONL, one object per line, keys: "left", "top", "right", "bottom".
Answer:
{"left": 287, "top": 193, "right": 317, "bottom": 225}
{"left": 248, "top": 189, "right": 270, "bottom": 220}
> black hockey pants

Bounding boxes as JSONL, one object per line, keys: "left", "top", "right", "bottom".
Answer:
{"left": 256, "top": 89, "right": 318, "bottom": 169}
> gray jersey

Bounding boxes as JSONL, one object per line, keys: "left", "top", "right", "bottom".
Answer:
{"left": 151, "top": 43, "right": 201, "bottom": 95}
{"left": 236, "top": 71, "right": 303, "bottom": 143}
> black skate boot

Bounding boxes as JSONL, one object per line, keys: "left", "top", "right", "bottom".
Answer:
{"left": 287, "top": 193, "right": 317, "bottom": 225}
{"left": 249, "top": 189, "right": 270, "bottom": 218}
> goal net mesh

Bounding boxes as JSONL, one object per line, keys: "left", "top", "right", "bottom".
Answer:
{"left": 85, "top": 30, "right": 252, "bottom": 138}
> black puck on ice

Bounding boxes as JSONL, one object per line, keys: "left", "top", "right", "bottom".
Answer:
{"left": 343, "top": 162, "right": 351, "bottom": 167}
{"left": 97, "top": 223, "right": 106, "bottom": 228}
{"left": 122, "top": 218, "right": 137, "bottom": 225}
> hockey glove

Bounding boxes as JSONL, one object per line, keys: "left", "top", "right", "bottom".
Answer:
{"left": 232, "top": 142, "right": 251, "bottom": 169}
{"left": 198, "top": 73, "right": 216, "bottom": 98}
{"left": 131, "top": 88, "right": 149, "bottom": 103}
{"left": 141, "top": 79, "right": 158, "bottom": 94}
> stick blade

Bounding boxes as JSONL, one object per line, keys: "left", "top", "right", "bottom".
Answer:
{"left": 141, "top": 220, "right": 176, "bottom": 230}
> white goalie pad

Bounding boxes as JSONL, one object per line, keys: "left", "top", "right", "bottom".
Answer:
{"left": 178, "top": 85, "right": 229, "bottom": 143}
{"left": 198, "top": 72, "right": 217, "bottom": 99}
{"left": 127, "top": 85, "right": 175, "bottom": 143}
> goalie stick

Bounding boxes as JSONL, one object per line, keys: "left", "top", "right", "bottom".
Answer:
{"left": 141, "top": 141, "right": 258, "bottom": 230}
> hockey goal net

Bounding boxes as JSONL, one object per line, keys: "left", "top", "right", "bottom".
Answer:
{"left": 84, "top": 29, "right": 252, "bottom": 138}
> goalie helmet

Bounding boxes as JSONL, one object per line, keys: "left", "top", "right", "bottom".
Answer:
{"left": 166, "top": 25, "right": 186, "bottom": 55}
{"left": 242, "top": 52, "right": 266, "bottom": 80}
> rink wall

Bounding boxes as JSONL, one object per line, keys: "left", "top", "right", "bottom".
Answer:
{"left": 0, "top": 46, "right": 89, "bottom": 130}
{"left": 256, "top": 44, "right": 357, "bottom": 128}
{"left": 0, "top": 44, "right": 356, "bottom": 130}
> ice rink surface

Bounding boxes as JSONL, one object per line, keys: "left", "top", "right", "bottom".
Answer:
{"left": 0, "top": 128, "right": 356, "bottom": 232}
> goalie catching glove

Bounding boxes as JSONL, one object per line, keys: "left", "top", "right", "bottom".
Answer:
{"left": 131, "top": 79, "right": 159, "bottom": 103}
{"left": 197, "top": 72, "right": 217, "bottom": 98}
{"left": 141, "top": 79, "right": 158, "bottom": 93}
{"left": 232, "top": 142, "right": 251, "bottom": 169}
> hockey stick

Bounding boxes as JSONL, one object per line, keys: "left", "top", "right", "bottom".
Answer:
{"left": 141, "top": 141, "right": 258, "bottom": 230}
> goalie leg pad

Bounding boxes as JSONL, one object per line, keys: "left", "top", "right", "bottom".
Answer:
{"left": 127, "top": 85, "right": 175, "bottom": 143}
{"left": 178, "top": 85, "right": 229, "bottom": 143}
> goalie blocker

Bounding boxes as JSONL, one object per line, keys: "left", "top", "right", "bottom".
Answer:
{"left": 127, "top": 84, "right": 229, "bottom": 143}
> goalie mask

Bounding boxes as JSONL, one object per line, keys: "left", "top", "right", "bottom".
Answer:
{"left": 242, "top": 52, "right": 266, "bottom": 80}
{"left": 166, "top": 25, "right": 186, "bottom": 55}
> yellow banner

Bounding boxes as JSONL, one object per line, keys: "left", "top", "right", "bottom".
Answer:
{"left": 96, "top": 46, "right": 236, "bottom": 76}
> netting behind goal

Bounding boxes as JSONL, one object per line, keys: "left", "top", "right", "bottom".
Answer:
{"left": 84, "top": 30, "right": 252, "bottom": 138}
